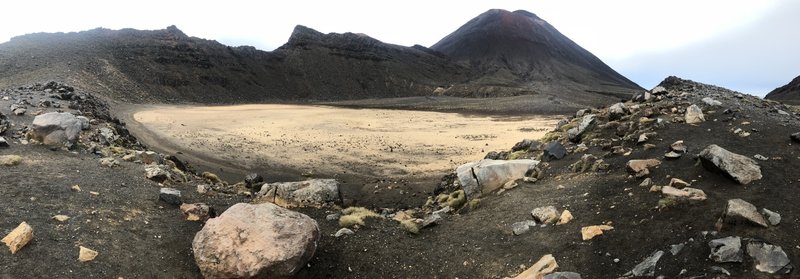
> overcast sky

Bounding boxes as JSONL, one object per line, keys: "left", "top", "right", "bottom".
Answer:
{"left": 2, "top": 0, "right": 797, "bottom": 96}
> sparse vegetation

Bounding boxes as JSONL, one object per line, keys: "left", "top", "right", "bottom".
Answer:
{"left": 507, "top": 150, "right": 529, "bottom": 160}
{"left": 447, "top": 190, "right": 467, "bottom": 209}
{"left": 339, "top": 207, "right": 383, "bottom": 227}
{"left": 399, "top": 220, "right": 419, "bottom": 234}
{"left": 201, "top": 171, "right": 221, "bottom": 184}
{"left": 468, "top": 198, "right": 481, "bottom": 211}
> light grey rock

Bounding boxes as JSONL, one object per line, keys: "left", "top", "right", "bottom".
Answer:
{"left": 144, "top": 164, "right": 171, "bottom": 182}
{"left": 334, "top": 228, "right": 354, "bottom": 238}
{"left": 257, "top": 179, "right": 341, "bottom": 207}
{"left": 699, "top": 144, "right": 762, "bottom": 184}
{"left": 97, "top": 127, "right": 118, "bottom": 145}
{"left": 608, "top": 103, "right": 629, "bottom": 121}
{"left": 0, "top": 137, "right": 8, "bottom": 148}
{"left": 76, "top": 116, "right": 91, "bottom": 130}
{"left": 456, "top": 159, "right": 540, "bottom": 199}
{"left": 685, "top": 104, "right": 705, "bottom": 124}
{"left": 709, "top": 236, "right": 743, "bottom": 263}
{"left": 723, "top": 199, "right": 769, "bottom": 228}
{"left": 421, "top": 213, "right": 442, "bottom": 228}
{"left": 138, "top": 151, "right": 161, "bottom": 165}
{"left": 753, "top": 154, "right": 768, "bottom": 161}
{"left": 746, "top": 240, "right": 792, "bottom": 274}
{"left": 12, "top": 108, "right": 25, "bottom": 115}
{"left": 30, "top": 112, "right": 84, "bottom": 146}
{"left": 670, "top": 140, "right": 687, "bottom": 153}
{"left": 159, "top": 188, "right": 182, "bottom": 205}
{"left": 639, "top": 178, "right": 653, "bottom": 187}
{"left": 543, "top": 272, "right": 581, "bottom": 279}
{"left": 702, "top": 97, "right": 722, "bottom": 106}
{"left": 670, "top": 243, "right": 685, "bottom": 256}
{"left": 99, "top": 157, "right": 119, "bottom": 168}
{"left": 567, "top": 114, "right": 597, "bottom": 142}
{"left": 325, "top": 213, "right": 341, "bottom": 221}
{"left": 192, "top": 203, "right": 319, "bottom": 279}
{"left": 511, "top": 220, "right": 537, "bottom": 236}
{"left": 623, "top": 250, "right": 664, "bottom": 277}
{"left": 710, "top": 266, "right": 731, "bottom": 276}
{"left": 530, "top": 206, "right": 560, "bottom": 224}
{"left": 760, "top": 208, "right": 781, "bottom": 226}
{"left": 651, "top": 86, "right": 667, "bottom": 95}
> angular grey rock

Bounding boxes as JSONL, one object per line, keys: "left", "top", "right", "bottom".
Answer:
{"left": 257, "top": 179, "right": 341, "bottom": 208}
{"left": 608, "top": 103, "right": 629, "bottom": 121}
{"left": 651, "top": 86, "right": 668, "bottom": 95}
{"left": 12, "top": 108, "right": 25, "bottom": 115}
{"left": 530, "top": 206, "right": 559, "bottom": 224}
{"left": 542, "top": 141, "right": 567, "bottom": 161}
{"left": 632, "top": 91, "right": 652, "bottom": 102}
{"left": 334, "top": 228, "right": 354, "bottom": 238}
{"left": 723, "top": 199, "right": 769, "bottom": 228}
{"left": 699, "top": 144, "right": 762, "bottom": 184}
{"left": 543, "top": 272, "right": 581, "bottom": 279}
{"left": 456, "top": 159, "right": 540, "bottom": 199}
{"left": 753, "top": 154, "right": 768, "bottom": 161}
{"left": 702, "top": 97, "right": 722, "bottom": 106}
{"left": 746, "top": 240, "right": 792, "bottom": 274}
{"left": 245, "top": 173, "right": 264, "bottom": 188}
{"left": 325, "top": 213, "right": 340, "bottom": 221}
{"left": 567, "top": 114, "right": 597, "bottom": 142}
{"left": 709, "top": 236, "right": 743, "bottom": 263}
{"left": 623, "top": 250, "right": 664, "bottom": 277}
{"left": 685, "top": 104, "right": 705, "bottom": 124}
{"left": 511, "top": 220, "right": 537, "bottom": 236}
{"left": 511, "top": 139, "right": 538, "bottom": 152}
{"left": 139, "top": 151, "right": 161, "bottom": 165}
{"left": 760, "top": 208, "right": 781, "bottom": 226}
{"left": 421, "top": 213, "right": 442, "bottom": 228}
{"left": 159, "top": 188, "right": 182, "bottom": 205}
{"left": 144, "top": 164, "right": 171, "bottom": 182}
{"left": 670, "top": 243, "right": 685, "bottom": 256}
{"left": 664, "top": 151, "right": 682, "bottom": 159}
{"left": 670, "top": 140, "right": 687, "bottom": 153}
{"left": 192, "top": 203, "right": 319, "bottom": 279}
{"left": 0, "top": 137, "right": 8, "bottom": 148}
{"left": 97, "top": 128, "right": 117, "bottom": 145}
{"left": 76, "top": 116, "right": 91, "bottom": 130}
{"left": 30, "top": 112, "right": 84, "bottom": 146}
{"left": 99, "top": 157, "right": 119, "bottom": 168}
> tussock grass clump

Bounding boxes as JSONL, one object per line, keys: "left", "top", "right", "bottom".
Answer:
{"left": 436, "top": 193, "right": 450, "bottom": 204}
{"left": 339, "top": 207, "right": 383, "bottom": 227}
{"left": 447, "top": 190, "right": 466, "bottom": 209}
{"left": 399, "top": 219, "right": 419, "bottom": 234}
{"left": 468, "top": 198, "right": 481, "bottom": 211}
{"left": 201, "top": 171, "right": 221, "bottom": 184}
{"left": 108, "top": 146, "right": 128, "bottom": 155}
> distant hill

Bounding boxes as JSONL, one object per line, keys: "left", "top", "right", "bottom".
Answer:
{"left": 0, "top": 9, "right": 642, "bottom": 108}
{"left": 431, "top": 9, "right": 641, "bottom": 102}
{"left": 765, "top": 75, "right": 800, "bottom": 104}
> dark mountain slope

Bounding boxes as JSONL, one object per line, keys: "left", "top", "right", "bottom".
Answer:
{"left": 765, "top": 74, "right": 800, "bottom": 104}
{"left": 431, "top": 9, "right": 642, "bottom": 101}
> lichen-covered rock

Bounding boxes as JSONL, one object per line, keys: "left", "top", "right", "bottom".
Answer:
{"left": 256, "top": 179, "right": 341, "bottom": 208}
{"left": 192, "top": 203, "right": 319, "bottom": 279}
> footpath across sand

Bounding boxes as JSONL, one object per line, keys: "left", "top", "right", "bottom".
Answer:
{"left": 130, "top": 104, "right": 561, "bottom": 179}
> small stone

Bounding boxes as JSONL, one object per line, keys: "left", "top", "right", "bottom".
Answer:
{"left": 637, "top": 134, "right": 648, "bottom": 143}
{"left": 709, "top": 236, "right": 743, "bottom": 263}
{"left": 557, "top": 210, "right": 573, "bottom": 225}
{"left": 791, "top": 132, "right": 800, "bottom": 143}
{"left": 71, "top": 185, "right": 81, "bottom": 192}
{"left": 2, "top": 222, "right": 33, "bottom": 254}
{"left": 623, "top": 250, "right": 664, "bottom": 277}
{"left": 661, "top": 186, "right": 707, "bottom": 201}
{"left": 245, "top": 173, "right": 264, "bottom": 189}
{"left": 139, "top": 151, "right": 161, "bottom": 165}
{"left": 99, "top": 157, "right": 119, "bottom": 168}
{"left": 670, "top": 140, "right": 687, "bottom": 153}
{"left": 334, "top": 228, "right": 354, "bottom": 238}
{"left": 626, "top": 159, "right": 661, "bottom": 177}
{"left": 643, "top": 144, "right": 657, "bottom": 150}
{"left": 0, "top": 137, "right": 8, "bottom": 148}
{"left": 639, "top": 178, "right": 653, "bottom": 187}
{"left": 421, "top": 214, "right": 442, "bottom": 228}
{"left": 531, "top": 206, "right": 560, "bottom": 224}
{"left": 121, "top": 154, "right": 136, "bottom": 161}
{"left": 53, "top": 215, "right": 70, "bottom": 222}
{"left": 710, "top": 266, "right": 731, "bottom": 276}
{"left": 511, "top": 220, "right": 537, "bottom": 235}
{"left": 702, "top": 97, "right": 722, "bottom": 106}
{"left": 159, "top": 188, "right": 182, "bottom": 206}
{"left": 543, "top": 272, "right": 581, "bottom": 279}
{"left": 671, "top": 243, "right": 685, "bottom": 255}
{"left": 326, "top": 213, "right": 341, "bottom": 221}
{"left": 581, "top": 225, "right": 613, "bottom": 241}
{"left": 89, "top": 191, "right": 99, "bottom": 196}
{"left": 513, "top": 254, "right": 558, "bottom": 279}
{"left": 180, "top": 203, "right": 214, "bottom": 222}
{"left": 668, "top": 178, "right": 690, "bottom": 188}
{"left": 79, "top": 246, "right": 99, "bottom": 262}
{"left": 753, "top": 154, "right": 768, "bottom": 161}
{"left": 664, "top": 151, "right": 682, "bottom": 159}
{"left": 196, "top": 184, "right": 210, "bottom": 194}
{"left": 760, "top": 208, "right": 781, "bottom": 226}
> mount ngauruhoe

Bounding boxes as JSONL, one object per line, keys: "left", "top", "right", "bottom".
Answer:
{"left": 0, "top": 9, "right": 641, "bottom": 109}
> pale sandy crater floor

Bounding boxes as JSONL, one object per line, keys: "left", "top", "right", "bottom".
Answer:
{"left": 129, "top": 104, "right": 560, "bottom": 179}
